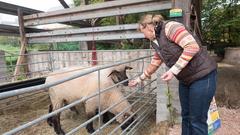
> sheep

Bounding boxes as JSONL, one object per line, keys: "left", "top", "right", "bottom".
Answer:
{"left": 45, "top": 65, "right": 135, "bottom": 135}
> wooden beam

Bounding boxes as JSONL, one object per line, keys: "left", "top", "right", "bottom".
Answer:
{"left": 23, "top": 0, "right": 172, "bottom": 26}
{"left": 0, "top": 1, "right": 92, "bottom": 28}
{"left": 58, "top": 0, "right": 70, "bottom": 8}
{"left": 0, "top": 1, "right": 42, "bottom": 16}
{"left": 0, "top": 24, "right": 50, "bottom": 36}
{"left": 13, "top": 9, "right": 29, "bottom": 81}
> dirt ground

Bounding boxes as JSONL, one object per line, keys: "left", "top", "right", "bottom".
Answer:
{"left": 215, "top": 63, "right": 240, "bottom": 109}
{"left": 168, "top": 107, "right": 240, "bottom": 135}
{"left": 0, "top": 95, "right": 122, "bottom": 135}
{"left": 0, "top": 92, "right": 147, "bottom": 135}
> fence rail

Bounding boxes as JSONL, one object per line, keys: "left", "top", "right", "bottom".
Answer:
{"left": 0, "top": 49, "right": 154, "bottom": 84}
{"left": 23, "top": 0, "right": 171, "bottom": 26}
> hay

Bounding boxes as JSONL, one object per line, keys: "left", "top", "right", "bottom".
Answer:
{"left": 0, "top": 93, "right": 136, "bottom": 135}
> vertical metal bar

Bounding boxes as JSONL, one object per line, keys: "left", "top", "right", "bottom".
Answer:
{"left": 137, "top": 50, "right": 140, "bottom": 72}
{"left": 141, "top": 57, "right": 145, "bottom": 92}
{"left": 57, "top": 50, "right": 61, "bottom": 68}
{"left": 98, "top": 70, "right": 101, "bottom": 135}
{"left": 67, "top": 51, "right": 70, "bottom": 66}
{"left": 112, "top": 51, "right": 114, "bottom": 62}
{"left": 48, "top": 52, "right": 53, "bottom": 72}
{"left": 10, "top": 55, "right": 13, "bottom": 75}
{"left": 148, "top": 50, "right": 152, "bottom": 92}
{"left": 80, "top": 51, "right": 83, "bottom": 65}
{"left": 51, "top": 51, "right": 55, "bottom": 71}
{"left": 120, "top": 50, "right": 123, "bottom": 62}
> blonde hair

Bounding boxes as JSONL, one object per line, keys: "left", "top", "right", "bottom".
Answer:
{"left": 138, "top": 14, "right": 164, "bottom": 31}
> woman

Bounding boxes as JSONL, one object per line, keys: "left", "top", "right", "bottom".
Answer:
{"left": 129, "top": 14, "right": 217, "bottom": 135}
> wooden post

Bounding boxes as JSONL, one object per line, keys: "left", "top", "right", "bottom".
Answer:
{"left": 58, "top": 0, "right": 70, "bottom": 8}
{"left": 13, "top": 9, "right": 29, "bottom": 81}
{"left": 174, "top": 0, "right": 191, "bottom": 29}
{"left": 91, "top": 42, "right": 97, "bottom": 66}
{"left": 91, "top": 20, "right": 97, "bottom": 66}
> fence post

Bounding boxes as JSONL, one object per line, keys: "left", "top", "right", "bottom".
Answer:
{"left": 98, "top": 70, "right": 101, "bottom": 134}
{"left": 13, "top": 9, "right": 29, "bottom": 81}
{"left": 156, "top": 64, "right": 181, "bottom": 123}
{"left": 48, "top": 51, "right": 54, "bottom": 72}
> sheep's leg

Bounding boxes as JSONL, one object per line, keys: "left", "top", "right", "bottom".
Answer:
{"left": 86, "top": 113, "right": 95, "bottom": 134}
{"left": 63, "top": 99, "right": 79, "bottom": 115}
{"left": 50, "top": 102, "right": 65, "bottom": 135}
{"left": 102, "top": 112, "right": 110, "bottom": 124}
{"left": 52, "top": 113, "right": 65, "bottom": 135}
{"left": 85, "top": 99, "right": 97, "bottom": 133}
{"left": 102, "top": 112, "right": 115, "bottom": 124}
{"left": 94, "top": 108, "right": 115, "bottom": 124}
{"left": 47, "top": 104, "right": 53, "bottom": 127}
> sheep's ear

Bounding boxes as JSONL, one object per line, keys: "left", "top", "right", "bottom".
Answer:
{"left": 107, "top": 70, "right": 119, "bottom": 77}
{"left": 125, "top": 66, "right": 133, "bottom": 70}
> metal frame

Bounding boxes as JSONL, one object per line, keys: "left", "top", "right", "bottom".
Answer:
{"left": 1, "top": 55, "right": 155, "bottom": 135}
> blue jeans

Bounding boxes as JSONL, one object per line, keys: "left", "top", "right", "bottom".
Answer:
{"left": 179, "top": 69, "right": 217, "bottom": 135}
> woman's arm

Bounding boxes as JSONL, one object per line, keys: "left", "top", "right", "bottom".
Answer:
{"left": 165, "top": 21, "right": 200, "bottom": 75}
{"left": 141, "top": 52, "right": 162, "bottom": 78}
{"left": 131, "top": 52, "right": 162, "bottom": 85}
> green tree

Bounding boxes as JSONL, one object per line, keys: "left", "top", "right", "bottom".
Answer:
{"left": 202, "top": 0, "right": 240, "bottom": 45}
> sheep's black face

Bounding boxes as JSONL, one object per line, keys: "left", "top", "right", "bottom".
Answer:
{"left": 118, "top": 70, "right": 129, "bottom": 86}
{"left": 120, "top": 114, "right": 135, "bottom": 131}
{"left": 108, "top": 66, "right": 133, "bottom": 86}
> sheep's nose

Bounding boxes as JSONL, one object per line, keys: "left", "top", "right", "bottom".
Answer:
{"left": 123, "top": 81, "right": 129, "bottom": 86}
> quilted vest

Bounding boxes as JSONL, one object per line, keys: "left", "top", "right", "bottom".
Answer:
{"left": 152, "top": 21, "right": 217, "bottom": 85}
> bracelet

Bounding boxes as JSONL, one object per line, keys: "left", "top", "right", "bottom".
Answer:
{"left": 136, "top": 77, "right": 142, "bottom": 83}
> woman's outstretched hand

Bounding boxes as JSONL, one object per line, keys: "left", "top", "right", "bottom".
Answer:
{"left": 161, "top": 70, "right": 174, "bottom": 82}
{"left": 128, "top": 80, "right": 139, "bottom": 87}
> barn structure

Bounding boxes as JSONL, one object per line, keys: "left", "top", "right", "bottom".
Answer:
{"left": 0, "top": 0, "right": 204, "bottom": 135}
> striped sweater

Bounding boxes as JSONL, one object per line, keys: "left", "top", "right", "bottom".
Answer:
{"left": 138, "top": 21, "right": 200, "bottom": 81}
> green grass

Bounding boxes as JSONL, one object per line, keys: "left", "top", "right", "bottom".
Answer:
{"left": 0, "top": 44, "right": 19, "bottom": 75}
{"left": 0, "top": 44, "right": 20, "bottom": 52}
